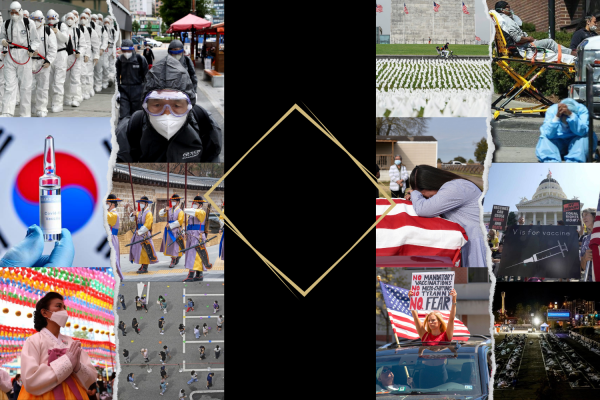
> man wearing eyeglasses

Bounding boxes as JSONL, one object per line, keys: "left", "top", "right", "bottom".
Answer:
{"left": 376, "top": 366, "right": 402, "bottom": 391}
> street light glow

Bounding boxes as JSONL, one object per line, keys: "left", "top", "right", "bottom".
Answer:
{"left": 534, "top": 317, "right": 540, "bottom": 325}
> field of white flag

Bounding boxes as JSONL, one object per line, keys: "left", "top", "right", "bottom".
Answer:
{"left": 376, "top": 58, "right": 493, "bottom": 117}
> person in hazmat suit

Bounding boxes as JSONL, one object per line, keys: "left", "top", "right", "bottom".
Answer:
{"left": 116, "top": 55, "right": 222, "bottom": 162}
{"left": 90, "top": 13, "right": 108, "bottom": 93}
{"left": 46, "top": 9, "right": 69, "bottom": 113}
{"left": 168, "top": 40, "right": 197, "bottom": 97}
{"left": 30, "top": 10, "right": 57, "bottom": 117}
{"left": 0, "top": 1, "right": 41, "bottom": 117}
{"left": 116, "top": 39, "right": 148, "bottom": 121}
{"left": 536, "top": 98, "right": 599, "bottom": 162}
{"left": 63, "top": 12, "right": 88, "bottom": 108}
{"left": 78, "top": 12, "right": 99, "bottom": 100}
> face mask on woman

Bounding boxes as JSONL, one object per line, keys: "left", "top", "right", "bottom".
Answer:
{"left": 394, "top": 160, "right": 401, "bottom": 165}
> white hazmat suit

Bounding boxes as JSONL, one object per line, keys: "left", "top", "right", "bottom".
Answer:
{"left": 0, "top": 1, "right": 41, "bottom": 117}
{"left": 91, "top": 14, "right": 108, "bottom": 93}
{"left": 63, "top": 12, "right": 87, "bottom": 107}
{"left": 47, "top": 9, "right": 69, "bottom": 113}
{"left": 78, "top": 13, "right": 98, "bottom": 100}
{"left": 30, "top": 10, "right": 57, "bottom": 117}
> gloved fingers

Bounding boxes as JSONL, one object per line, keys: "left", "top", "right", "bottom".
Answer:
{"left": 32, "top": 229, "right": 74, "bottom": 269}
{"left": 0, "top": 225, "right": 44, "bottom": 268}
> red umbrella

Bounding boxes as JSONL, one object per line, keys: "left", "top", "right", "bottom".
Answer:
{"left": 168, "top": 13, "right": 211, "bottom": 32}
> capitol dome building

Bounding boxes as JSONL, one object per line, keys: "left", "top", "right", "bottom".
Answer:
{"left": 516, "top": 170, "right": 582, "bottom": 225}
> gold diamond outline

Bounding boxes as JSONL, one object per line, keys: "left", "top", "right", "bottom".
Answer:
{"left": 203, "top": 104, "right": 396, "bottom": 297}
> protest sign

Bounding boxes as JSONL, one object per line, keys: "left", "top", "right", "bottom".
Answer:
{"left": 562, "top": 200, "right": 581, "bottom": 226}
{"left": 490, "top": 205, "right": 510, "bottom": 231}
{"left": 497, "top": 225, "right": 580, "bottom": 278}
{"left": 410, "top": 271, "right": 455, "bottom": 312}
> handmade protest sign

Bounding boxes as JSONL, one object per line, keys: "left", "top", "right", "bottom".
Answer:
{"left": 410, "top": 271, "right": 455, "bottom": 312}
{"left": 490, "top": 205, "right": 510, "bottom": 231}
{"left": 562, "top": 200, "right": 581, "bottom": 226}
{"left": 497, "top": 225, "right": 579, "bottom": 278}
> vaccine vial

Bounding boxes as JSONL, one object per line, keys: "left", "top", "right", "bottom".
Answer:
{"left": 39, "top": 135, "right": 62, "bottom": 242}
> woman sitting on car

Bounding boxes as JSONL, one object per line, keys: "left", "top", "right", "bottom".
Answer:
{"left": 408, "top": 288, "right": 458, "bottom": 342}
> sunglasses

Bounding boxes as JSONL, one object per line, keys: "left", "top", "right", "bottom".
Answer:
{"left": 381, "top": 368, "right": 392, "bottom": 374}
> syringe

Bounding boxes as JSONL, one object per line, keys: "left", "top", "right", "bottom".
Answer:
{"left": 506, "top": 240, "right": 568, "bottom": 269}
{"left": 39, "top": 135, "right": 61, "bottom": 242}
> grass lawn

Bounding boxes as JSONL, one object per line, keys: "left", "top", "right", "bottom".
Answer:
{"left": 376, "top": 44, "right": 490, "bottom": 56}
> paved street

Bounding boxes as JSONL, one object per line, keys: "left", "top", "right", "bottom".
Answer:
{"left": 121, "top": 245, "right": 224, "bottom": 282}
{"left": 117, "top": 281, "right": 225, "bottom": 400}
{"left": 491, "top": 94, "right": 600, "bottom": 162}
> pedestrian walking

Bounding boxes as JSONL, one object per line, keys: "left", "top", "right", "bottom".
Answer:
{"left": 202, "top": 323, "right": 208, "bottom": 337}
{"left": 213, "top": 300, "right": 219, "bottom": 314}
{"left": 194, "top": 325, "right": 200, "bottom": 339}
{"left": 159, "top": 378, "right": 168, "bottom": 396}
{"left": 179, "top": 324, "right": 186, "bottom": 336}
{"left": 133, "top": 318, "right": 140, "bottom": 334}
{"left": 141, "top": 348, "right": 149, "bottom": 363}
{"left": 217, "top": 315, "right": 223, "bottom": 333}
{"left": 141, "top": 295, "right": 148, "bottom": 313}
{"left": 122, "top": 348, "right": 130, "bottom": 363}
{"left": 159, "top": 349, "right": 167, "bottom": 365}
{"left": 159, "top": 316, "right": 165, "bottom": 335}
{"left": 186, "top": 298, "right": 194, "bottom": 312}
{"left": 127, "top": 373, "right": 138, "bottom": 390}
{"left": 214, "top": 345, "right": 221, "bottom": 359}
{"left": 160, "top": 365, "right": 169, "bottom": 379}
{"left": 187, "top": 371, "right": 198, "bottom": 385}
{"left": 119, "top": 294, "right": 126, "bottom": 310}
{"left": 158, "top": 295, "right": 167, "bottom": 314}
{"left": 179, "top": 389, "right": 186, "bottom": 399}
{"left": 206, "top": 373, "right": 214, "bottom": 389}
{"left": 118, "top": 321, "right": 126, "bottom": 336}
{"left": 163, "top": 345, "right": 171, "bottom": 360}
{"left": 198, "top": 345, "right": 206, "bottom": 360}
{"left": 135, "top": 296, "right": 142, "bottom": 311}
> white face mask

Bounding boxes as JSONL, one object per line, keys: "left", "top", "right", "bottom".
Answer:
{"left": 105, "top": 203, "right": 111, "bottom": 210}
{"left": 173, "top": 54, "right": 183, "bottom": 61}
{"left": 192, "top": 203, "right": 199, "bottom": 209}
{"left": 35, "top": 20, "right": 42, "bottom": 28}
{"left": 123, "top": 52, "right": 132, "bottom": 59}
{"left": 11, "top": 14, "right": 19, "bottom": 21}
{"left": 148, "top": 113, "right": 187, "bottom": 140}
{"left": 48, "top": 310, "right": 69, "bottom": 327}
{"left": 140, "top": 203, "right": 146, "bottom": 210}
{"left": 66, "top": 19, "right": 73, "bottom": 26}
{"left": 104, "top": 23, "right": 109, "bottom": 27}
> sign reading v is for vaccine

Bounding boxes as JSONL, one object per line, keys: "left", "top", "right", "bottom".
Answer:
{"left": 410, "top": 271, "right": 455, "bottom": 312}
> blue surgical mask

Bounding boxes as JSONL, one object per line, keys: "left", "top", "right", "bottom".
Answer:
{"left": 395, "top": 160, "right": 401, "bottom": 165}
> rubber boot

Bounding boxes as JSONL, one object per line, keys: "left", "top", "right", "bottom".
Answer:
{"left": 183, "top": 270, "right": 195, "bottom": 282}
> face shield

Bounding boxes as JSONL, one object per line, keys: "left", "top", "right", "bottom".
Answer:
{"left": 142, "top": 90, "right": 192, "bottom": 117}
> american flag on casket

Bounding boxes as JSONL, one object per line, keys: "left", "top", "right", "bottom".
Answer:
{"left": 379, "top": 280, "right": 471, "bottom": 341}
{"left": 376, "top": 198, "right": 468, "bottom": 266}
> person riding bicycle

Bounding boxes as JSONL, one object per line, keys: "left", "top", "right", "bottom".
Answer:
{"left": 441, "top": 43, "right": 450, "bottom": 57}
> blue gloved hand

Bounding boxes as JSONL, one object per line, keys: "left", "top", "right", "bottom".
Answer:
{"left": 0, "top": 225, "right": 74, "bottom": 269}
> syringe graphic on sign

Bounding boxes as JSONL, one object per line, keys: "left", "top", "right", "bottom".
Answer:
{"left": 506, "top": 240, "right": 568, "bottom": 269}
{"left": 39, "top": 136, "right": 61, "bottom": 242}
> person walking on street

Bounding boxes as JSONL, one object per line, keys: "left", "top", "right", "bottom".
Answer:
{"left": 119, "top": 294, "right": 126, "bottom": 310}
{"left": 119, "top": 321, "right": 127, "bottom": 336}
{"left": 186, "top": 298, "right": 194, "bottom": 312}
{"left": 127, "top": 373, "right": 138, "bottom": 390}
{"left": 187, "top": 371, "right": 198, "bottom": 385}
{"left": 199, "top": 345, "right": 206, "bottom": 360}
{"left": 213, "top": 300, "right": 219, "bottom": 314}
{"left": 206, "top": 373, "right": 214, "bottom": 389}
{"left": 179, "top": 389, "right": 186, "bottom": 399}
{"left": 159, "top": 295, "right": 167, "bottom": 313}
{"left": 217, "top": 315, "right": 223, "bottom": 333}
{"left": 141, "top": 348, "right": 149, "bottom": 363}
{"left": 163, "top": 345, "right": 171, "bottom": 360}
{"left": 133, "top": 318, "right": 140, "bottom": 334}
{"left": 143, "top": 44, "right": 155, "bottom": 68}
{"left": 179, "top": 324, "right": 186, "bottom": 336}
{"left": 389, "top": 155, "right": 409, "bottom": 198}
{"left": 159, "top": 316, "right": 165, "bottom": 335}
{"left": 135, "top": 296, "right": 142, "bottom": 311}
{"left": 160, "top": 365, "right": 168, "bottom": 380}
{"left": 122, "top": 348, "right": 130, "bottom": 363}
{"left": 202, "top": 323, "right": 208, "bottom": 337}
{"left": 194, "top": 325, "right": 200, "bottom": 339}
{"left": 141, "top": 295, "right": 149, "bottom": 313}
{"left": 159, "top": 349, "right": 167, "bottom": 365}
{"left": 214, "top": 345, "right": 221, "bottom": 359}
{"left": 159, "top": 378, "right": 168, "bottom": 396}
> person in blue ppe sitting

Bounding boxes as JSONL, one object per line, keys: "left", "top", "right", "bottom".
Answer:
{"left": 536, "top": 98, "right": 598, "bottom": 163}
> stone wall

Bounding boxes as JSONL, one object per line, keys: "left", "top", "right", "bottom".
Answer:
{"left": 391, "top": 0, "right": 476, "bottom": 44}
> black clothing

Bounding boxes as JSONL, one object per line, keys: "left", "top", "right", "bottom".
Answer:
{"left": 123, "top": 349, "right": 129, "bottom": 357}
{"left": 87, "top": 383, "right": 97, "bottom": 400}
{"left": 179, "top": 55, "right": 198, "bottom": 91}
{"left": 116, "top": 53, "right": 149, "bottom": 121}
{"left": 143, "top": 48, "right": 155, "bottom": 66}
{"left": 570, "top": 28, "right": 598, "bottom": 50}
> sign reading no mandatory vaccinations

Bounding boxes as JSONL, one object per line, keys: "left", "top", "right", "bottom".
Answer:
{"left": 410, "top": 271, "right": 455, "bottom": 312}
{"left": 562, "top": 200, "right": 581, "bottom": 226}
{"left": 497, "top": 225, "right": 580, "bottom": 278}
{"left": 490, "top": 205, "right": 510, "bottom": 231}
